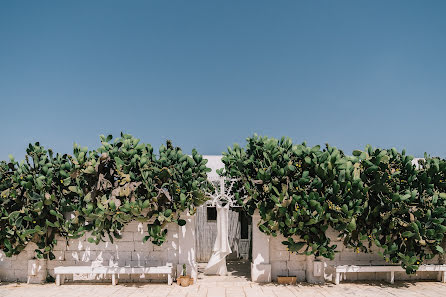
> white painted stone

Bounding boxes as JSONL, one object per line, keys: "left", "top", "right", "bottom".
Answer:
{"left": 116, "top": 241, "right": 136, "bottom": 252}
{"left": 270, "top": 250, "right": 289, "bottom": 261}
{"left": 123, "top": 221, "right": 144, "bottom": 232}
{"left": 251, "top": 210, "right": 271, "bottom": 282}
{"left": 269, "top": 235, "right": 288, "bottom": 251}
{"left": 16, "top": 250, "right": 34, "bottom": 261}
{"left": 289, "top": 270, "right": 306, "bottom": 281}
{"left": 4, "top": 221, "right": 181, "bottom": 284}
{"left": 252, "top": 212, "right": 269, "bottom": 266}
{"left": 14, "top": 269, "right": 28, "bottom": 282}
{"left": 52, "top": 251, "right": 65, "bottom": 261}
{"left": 11, "top": 260, "right": 28, "bottom": 270}
{"left": 178, "top": 212, "right": 197, "bottom": 280}
{"left": 271, "top": 261, "right": 288, "bottom": 280}
{"left": 53, "top": 239, "right": 67, "bottom": 251}
{"left": 131, "top": 251, "right": 150, "bottom": 261}
{"left": 134, "top": 241, "right": 151, "bottom": 252}
{"left": 289, "top": 252, "right": 306, "bottom": 262}
{"left": 339, "top": 251, "right": 372, "bottom": 262}
{"left": 287, "top": 260, "right": 306, "bottom": 271}
{"left": 126, "top": 260, "right": 146, "bottom": 267}
{"left": 133, "top": 230, "right": 148, "bottom": 242}
{"left": 167, "top": 242, "right": 179, "bottom": 265}
{"left": 65, "top": 250, "right": 97, "bottom": 262}
{"left": 24, "top": 242, "right": 38, "bottom": 251}
{"left": 66, "top": 239, "right": 95, "bottom": 251}
{"left": 251, "top": 263, "right": 271, "bottom": 283}
{"left": 153, "top": 243, "right": 166, "bottom": 251}
{"left": 0, "top": 258, "right": 12, "bottom": 268}
{"left": 47, "top": 260, "right": 76, "bottom": 270}
{"left": 117, "top": 231, "right": 134, "bottom": 242}
{"left": 27, "top": 259, "right": 47, "bottom": 284}
{"left": 306, "top": 256, "right": 326, "bottom": 284}
{"left": 0, "top": 268, "right": 18, "bottom": 281}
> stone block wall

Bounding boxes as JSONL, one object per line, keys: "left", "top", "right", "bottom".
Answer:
{"left": 0, "top": 221, "right": 179, "bottom": 283}
{"left": 269, "top": 235, "right": 306, "bottom": 281}
{"left": 322, "top": 228, "right": 440, "bottom": 282}
{"left": 267, "top": 227, "right": 442, "bottom": 283}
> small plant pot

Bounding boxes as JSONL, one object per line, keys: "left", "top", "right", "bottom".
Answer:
{"left": 277, "top": 276, "right": 297, "bottom": 285}
{"left": 177, "top": 275, "right": 192, "bottom": 287}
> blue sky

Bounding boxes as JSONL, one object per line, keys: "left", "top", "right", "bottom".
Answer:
{"left": 1, "top": 0, "right": 446, "bottom": 160}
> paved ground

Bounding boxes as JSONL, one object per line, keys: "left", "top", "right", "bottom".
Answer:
{"left": 1, "top": 281, "right": 446, "bottom": 297}
{"left": 1, "top": 262, "right": 445, "bottom": 296}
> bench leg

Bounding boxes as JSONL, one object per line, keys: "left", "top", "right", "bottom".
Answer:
{"left": 388, "top": 271, "right": 394, "bottom": 284}
{"left": 56, "top": 274, "right": 61, "bottom": 286}
{"left": 334, "top": 272, "right": 340, "bottom": 285}
{"left": 112, "top": 274, "right": 118, "bottom": 286}
{"left": 442, "top": 272, "right": 446, "bottom": 283}
{"left": 168, "top": 273, "right": 172, "bottom": 285}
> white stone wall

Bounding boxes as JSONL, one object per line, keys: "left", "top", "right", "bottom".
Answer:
{"left": 0, "top": 221, "right": 179, "bottom": 283}
{"left": 267, "top": 227, "right": 442, "bottom": 283}
{"left": 323, "top": 228, "right": 440, "bottom": 282}
{"left": 269, "top": 235, "right": 306, "bottom": 281}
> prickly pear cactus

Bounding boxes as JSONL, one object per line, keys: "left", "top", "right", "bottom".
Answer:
{"left": 220, "top": 135, "right": 357, "bottom": 259}
{"left": 221, "top": 135, "right": 446, "bottom": 273}
{"left": 0, "top": 143, "right": 74, "bottom": 259}
{"left": 0, "top": 133, "right": 211, "bottom": 258}
{"left": 332, "top": 146, "right": 446, "bottom": 273}
{"left": 65, "top": 133, "right": 212, "bottom": 245}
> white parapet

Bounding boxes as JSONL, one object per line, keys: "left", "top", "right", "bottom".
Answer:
{"left": 251, "top": 209, "right": 271, "bottom": 282}
{"left": 178, "top": 212, "right": 198, "bottom": 281}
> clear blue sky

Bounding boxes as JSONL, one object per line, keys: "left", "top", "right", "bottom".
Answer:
{"left": 1, "top": 0, "right": 446, "bottom": 160}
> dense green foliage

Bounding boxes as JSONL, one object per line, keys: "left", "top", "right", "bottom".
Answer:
{"left": 347, "top": 147, "right": 446, "bottom": 272}
{"left": 2, "top": 133, "right": 446, "bottom": 274}
{"left": 220, "top": 135, "right": 446, "bottom": 273}
{"left": 0, "top": 133, "right": 211, "bottom": 259}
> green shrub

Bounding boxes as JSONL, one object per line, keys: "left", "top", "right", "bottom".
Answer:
{"left": 0, "top": 133, "right": 211, "bottom": 258}
{"left": 345, "top": 147, "right": 446, "bottom": 273}
{"left": 221, "top": 135, "right": 446, "bottom": 273}
{"left": 219, "top": 134, "right": 358, "bottom": 259}
{"left": 0, "top": 143, "right": 74, "bottom": 259}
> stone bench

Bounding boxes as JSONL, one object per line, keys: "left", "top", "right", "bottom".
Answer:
{"left": 333, "top": 264, "right": 446, "bottom": 285}
{"left": 54, "top": 265, "right": 174, "bottom": 286}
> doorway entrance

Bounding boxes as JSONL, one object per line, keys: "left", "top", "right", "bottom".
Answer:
{"left": 195, "top": 177, "right": 252, "bottom": 281}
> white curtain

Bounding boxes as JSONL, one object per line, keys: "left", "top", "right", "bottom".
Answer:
{"left": 204, "top": 204, "right": 232, "bottom": 275}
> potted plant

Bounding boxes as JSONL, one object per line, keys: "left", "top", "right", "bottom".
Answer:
{"left": 277, "top": 270, "right": 297, "bottom": 285}
{"left": 177, "top": 264, "right": 191, "bottom": 287}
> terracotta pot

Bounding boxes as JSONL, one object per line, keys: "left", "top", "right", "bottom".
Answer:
{"left": 177, "top": 275, "right": 191, "bottom": 287}
{"left": 277, "top": 276, "right": 297, "bottom": 285}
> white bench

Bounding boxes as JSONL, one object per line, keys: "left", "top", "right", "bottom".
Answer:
{"left": 333, "top": 264, "right": 446, "bottom": 285}
{"left": 54, "top": 265, "right": 174, "bottom": 286}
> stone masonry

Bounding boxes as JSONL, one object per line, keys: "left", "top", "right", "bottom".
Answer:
{"left": 0, "top": 221, "right": 179, "bottom": 283}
